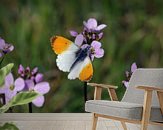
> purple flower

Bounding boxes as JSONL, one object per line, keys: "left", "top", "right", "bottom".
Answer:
{"left": 90, "top": 41, "right": 104, "bottom": 60}
{"left": 0, "top": 73, "right": 25, "bottom": 103}
{"left": 122, "top": 81, "right": 129, "bottom": 88}
{"left": 25, "top": 80, "right": 50, "bottom": 107}
{"left": 18, "top": 65, "right": 25, "bottom": 77}
{"left": 18, "top": 65, "right": 43, "bottom": 83}
{"left": 69, "top": 18, "right": 107, "bottom": 62}
{"left": 83, "top": 18, "right": 107, "bottom": 32}
{"left": 70, "top": 18, "right": 107, "bottom": 46}
{"left": 131, "top": 62, "right": 137, "bottom": 73}
{"left": 17, "top": 65, "right": 50, "bottom": 107}
{"left": 35, "top": 73, "right": 44, "bottom": 83}
{"left": 69, "top": 30, "right": 78, "bottom": 37}
{"left": 122, "top": 62, "right": 138, "bottom": 88}
{"left": 0, "top": 38, "right": 14, "bottom": 57}
{"left": 74, "top": 34, "right": 84, "bottom": 47}
{"left": 31, "top": 67, "right": 38, "bottom": 75}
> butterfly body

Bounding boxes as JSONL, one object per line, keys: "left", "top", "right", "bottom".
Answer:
{"left": 70, "top": 46, "right": 91, "bottom": 71}
{"left": 51, "top": 36, "right": 93, "bottom": 81}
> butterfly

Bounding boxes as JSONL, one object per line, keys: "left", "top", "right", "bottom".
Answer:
{"left": 51, "top": 36, "right": 93, "bottom": 82}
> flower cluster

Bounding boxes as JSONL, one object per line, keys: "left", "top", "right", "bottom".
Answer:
{"left": 122, "top": 62, "right": 137, "bottom": 88}
{"left": 0, "top": 65, "right": 50, "bottom": 107}
{"left": 17, "top": 65, "right": 50, "bottom": 107}
{"left": 0, "top": 38, "right": 14, "bottom": 58}
{"left": 18, "top": 65, "right": 43, "bottom": 84}
{"left": 70, "top": 18, "right": 107, "bottom": 61}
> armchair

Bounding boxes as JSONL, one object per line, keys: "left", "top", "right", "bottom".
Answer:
{"left": 85, "top": 69, "right": 163, "bottom": 130}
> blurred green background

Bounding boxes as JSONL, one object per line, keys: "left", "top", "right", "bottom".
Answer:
{"left": 0, "top": 0, "right": 162, "bottom": 112}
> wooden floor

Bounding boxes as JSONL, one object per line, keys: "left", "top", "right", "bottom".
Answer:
{"left": 0, "top": 113, "right": 140, "bottom": 130}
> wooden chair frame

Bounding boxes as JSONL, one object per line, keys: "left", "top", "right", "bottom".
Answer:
{"left": 87, "top": 83, "right": 163, "bottom": 130}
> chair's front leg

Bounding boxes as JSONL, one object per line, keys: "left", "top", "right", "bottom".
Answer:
{"left": 141, "top": 90, "right": 153, "bottom": 130}
{"left": 92, "top": 113, "right": 98, "bottom": 130}
{"left": 121, "top": 121, "right": 127, "bottom": 130}
{"left": 91, "top": 86, "right": 102, "bottom": 130}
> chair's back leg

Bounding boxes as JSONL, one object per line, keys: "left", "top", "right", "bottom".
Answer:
{"left": 141, "top": 90, "right": 152, "bottom": 130}
{"left": 92, "top": 113, "right": 98, "bottom": 130}
{"left": 121, "top": 121, "right": 127, "bottom": 130}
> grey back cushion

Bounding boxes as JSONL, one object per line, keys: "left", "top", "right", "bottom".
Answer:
{"left": 122, "top": 68, "right": 163, "bottom": 107}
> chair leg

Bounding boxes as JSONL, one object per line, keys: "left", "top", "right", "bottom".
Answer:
{"left": 121, "top": 121, "right": 127, "bottom": 130}
{"left": 141, "top": 90, "right": 152, "bottom": 130}
{"left": 141, "top": 123, "right": 148, "bottom": 130}
{"left": 92, "top": 113, "right": 98, "bottom": 130}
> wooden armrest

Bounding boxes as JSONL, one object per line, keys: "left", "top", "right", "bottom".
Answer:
{"left": 88, "top": 83, "right": 118, "bottom": 101}
{"left": 136, "top": 86, "right": 163, "bottom": 92}
{"left": 87, "top": 83, "right": 118, "bottom": 89}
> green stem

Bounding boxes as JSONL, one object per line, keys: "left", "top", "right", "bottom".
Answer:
{"left": 84, "top": 82, "right": 87, "bottom": 102}
{"left": 0, "top": 57, "right": 4, "bottom": 68}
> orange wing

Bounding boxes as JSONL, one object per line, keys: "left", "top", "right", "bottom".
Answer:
{"left": 68, "top": 56, "right": 93, "bottom": 82}
{"left": 79, "top": 62, "right": 93, "bottom": 81}
{"left": 51, "top": 36, "right": 73, "bottom": 54}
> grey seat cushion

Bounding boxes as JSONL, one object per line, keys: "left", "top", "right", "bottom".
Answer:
{"left": 85, "top": 100, "right": 163, "bottom": 122}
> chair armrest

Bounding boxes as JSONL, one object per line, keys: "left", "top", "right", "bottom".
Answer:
{"left": 136, "top": 86, "right": 163, "bottom": 92}
{"left": 88, "top": 83, "right": 118, "bottom": 101}
{"left": 87, "top": 83, "right": 118, "bottom": 89}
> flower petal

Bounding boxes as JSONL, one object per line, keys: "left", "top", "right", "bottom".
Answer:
{"left": 94, "top": 48, "right": 104, "bottom": 58}
{"left": 31, "top": 67, "right": 38, "bottom": 75}
{"left": 26, "top": 67, "right": 30, "bottom": 72}
{"left": 87, "top": 18, "right": 97, "bottom": 29}
{"left": 8, "top": 44, "right": 14, "bottom": 52}
{"left": 32, "top": 95, "right": 45, "bottom": 107}
{"left": 123, "top": 81, "right": 129, "bottom": 88}
{"left": 5, "top": 89, "right": 17, "bottom": 103}
{"left": 91, "top": 41, "right": 101, "bottom": 49}
{"left": 98, "top": 32, "right": 103, "bottom": 39}
{"left": 25, "top": 80, "right": 35, "bottom": 90}
{"left": 131, "top": 62, "right": 137, "bottom": 73}
{"left": 69, "top": 30, "right": 78, "bottom": 37}
{"left": 125, "top": 71, "right": 130, "bottom": 78}
{"left": 0, "top": 38, "right": 6, "bottom": 49}
{"left": 5, "top": 73, "right": 14, "bottom": 88}
{"left": 0, "top": 52, "right": 4, "bottom": 58}
{"left": 74, "top": 34, "right": 84, "bottom": 47}
{"left": 0, "top": 85, "right": 7, "bottom": 94}
{"left": 90, "top": 55, "right": 95, "bottom": 61}
{"left": 83, "top": 21, "right": 89, "bottom": 29}
{"left": 18, "top": 64, "right": 24, "bottom": 75}
{"left": 14, "top": 78, "right": 25, "bottom": 91}
{"left": 34, "top": 82, "right": 50, "bottom": 94}
{"left": 35, "top": 73, "right": 44, "bottom": 83}
{"left": 81, "top": 44, "right": 89, "bottom": 49}
{"left": 95, "top": 24, "right": 107, "bottom": 31}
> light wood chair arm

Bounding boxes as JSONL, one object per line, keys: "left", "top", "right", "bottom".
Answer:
{"left": 87, "top": 83, "right": 118, "bottom": 89}
{"left": 87, "top": 82, "right": 118, "bottom": 101}
{"left": 136, "top": 86, "right": 163, "bottom": 92}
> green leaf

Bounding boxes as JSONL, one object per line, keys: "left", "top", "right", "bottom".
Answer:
{"left": 0, "top": 91, "right": 39, "bottom": 113}
{"left": 0, "top": 103, "right": 11, "bottom": 114}
{"left": 0, "top": 123, "right": 19, "bottom": 130}
{"left": 0, "top": 63, "right": 14, "bottom": 86}
{"left": 10, "top": 91, "right": 39, "bottom": 106}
